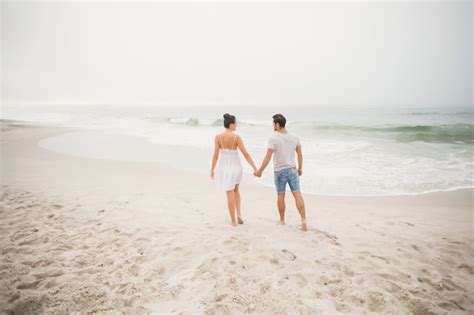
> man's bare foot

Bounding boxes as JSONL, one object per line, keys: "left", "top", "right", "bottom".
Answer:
{"left": 230, "top": 221, "right": 237, "bottom": 226}
{"left": 237, "top": 217, "right": 244, "bottom": 224}
{"left": 278, "top": 220, "right": 285, "bottom": 225}
{"left": 301, "top": 220, "right": 307, "bottom": 231}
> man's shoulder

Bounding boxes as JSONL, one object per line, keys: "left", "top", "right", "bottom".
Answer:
{"left": 269, "top": 133, "right": 279, "bottom": 141}
{"left": 269, "top": 132, "right": 299, "bottom": 140}
{"left": 281, "top": 131, "right": 299, "bottom": 140}
{"left": 290, "top": 133, "right": 300, "bottom": 141}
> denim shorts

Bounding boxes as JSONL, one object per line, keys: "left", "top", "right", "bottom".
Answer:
{"left": 274, "top": 167, "right": 300, "bottom": 193}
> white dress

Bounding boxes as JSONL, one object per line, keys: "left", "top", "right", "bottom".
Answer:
{"left": 216, "top": 134, "right": 243, "bottom": 191}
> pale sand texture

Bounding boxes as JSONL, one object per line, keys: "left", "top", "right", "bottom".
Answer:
{"left": 0, "top": 120, "right": 473, "bottom": 314}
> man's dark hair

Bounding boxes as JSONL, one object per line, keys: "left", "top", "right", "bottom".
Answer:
{"left": 223, "top": 113, "right": 236, "bottom": 128}
{"left": 272, "top": 114, "right": 286, "bottom": 127}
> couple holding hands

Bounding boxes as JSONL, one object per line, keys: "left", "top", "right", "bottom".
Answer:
{"left": 210, "top": 113, "right": 307, "bottom": 231}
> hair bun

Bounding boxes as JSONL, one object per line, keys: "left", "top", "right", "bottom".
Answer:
{"left": 223, "top": 113, "right": 230, "bottom": 119}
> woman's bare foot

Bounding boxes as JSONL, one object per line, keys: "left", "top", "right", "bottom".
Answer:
{"left": 301, "top": 220, "right": 307, "bottom": 231}
{"left": 278, "top": 220, "right": 285, "bottom": 225}
{"left": 237, "top": 217, "right": 244, "bottom": 224}
{"left": 230, "top": 221, "right": 237, "bottom": 226}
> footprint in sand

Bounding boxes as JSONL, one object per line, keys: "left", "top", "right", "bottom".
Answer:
{"left": 366, "top": 291, "right": 386, "bottom": 312}
{"left": 215, "top": 293, "right": 229, "bottom": 302}
{"left": 315, "top": 229, "right": 341, "bottom": 246}
{"left": 438, "top": 300, "right": 466, "bottom": 312}
{"left": 458, "top": 263, "right": 474, "bottom": 275}
{"left": 281, "top": 249, "right": 297, "bottom": 261}
{"left": 21, "top": 259, "right": 54, "bottom": 268}
{"left": 293, "top": 273, "right": 308, "bottom": 287}
{"left": 409, "top": 244, "right": 421, "bottom": 253}
{"left": 32, "top": 270, "right": 64, "bottom": 279}
{"left": 17, "top": 280, "right": 42, "bottom": 290}
{"left": 445, "top": 238, "right": 464, "bottom": 245}
{"left": 8, "top": 292, "right": 20, "bottom": 303}
{"left": 370, "top": 255, "right": 390, "bottom": 264}
{"left": 430, "top": 255, "right": 443, "bottom": 264}
{"left": 269, "top": 257, "right": 279, "bottom": 265}
{"left": 127, "top": 264, "right": 140, "bottom": 277}
{"left": 259, "top": 283, "right": 271, "bottom": 293}
{"left": 379, "top": 279, "right": 402, "bottom": 293}
{"left": 152, "top": 266, "right": 166, "bottom": 276}
{"left": 17, "top": 239, "right": 38, "bottom": 246}
{"left": 223, "top": 236, "right": 249, "bottom": 253}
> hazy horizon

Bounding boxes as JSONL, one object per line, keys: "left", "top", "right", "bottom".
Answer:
{"left": 1, "top": 1, "right": 472, "bottom": 108}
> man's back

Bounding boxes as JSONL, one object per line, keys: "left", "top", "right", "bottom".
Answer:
{"left": 268, "top": 132, "right": 300, "bottom": 172}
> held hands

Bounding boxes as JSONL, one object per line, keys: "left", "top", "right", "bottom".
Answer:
{"left": 253, "top": 169, "right": 262, "bottom": 178}
{"left": 210, "top": 170, "right": 215, "bottom": 179}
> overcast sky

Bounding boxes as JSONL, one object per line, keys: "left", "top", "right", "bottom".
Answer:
{"left": 1, "top": 1, "right": 472, "bottom": 108}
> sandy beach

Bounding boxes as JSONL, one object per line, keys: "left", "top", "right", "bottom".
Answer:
{"left": 0, "top": 119, "right": 472, "bottom": 314}
{"left": 3, "top": 0, "right": 472, "bottom": 313}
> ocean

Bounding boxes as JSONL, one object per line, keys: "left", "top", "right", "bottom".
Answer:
{"left": 2, "top": 104, "right": 473, "bottom": 196}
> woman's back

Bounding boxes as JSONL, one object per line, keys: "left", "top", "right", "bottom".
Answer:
{"left": 218, "top": 132, "right": 238, "bottom": 150}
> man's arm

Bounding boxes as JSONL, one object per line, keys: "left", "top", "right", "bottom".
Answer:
{"left": 296, "top": 144, "right": 303, "bottom": 176}
{"left": 236, "top": 136, "right": 258, "bottom": 172}
{"left": 256, "top": 148, "right": 273, "bottom": 177}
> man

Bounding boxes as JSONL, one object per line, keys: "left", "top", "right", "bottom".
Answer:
{"left": 254, "top": 114, "right": 307, "bottom": 231}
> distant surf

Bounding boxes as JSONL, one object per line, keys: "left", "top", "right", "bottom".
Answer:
{"left": 163, "top": 117, "right": 474, "bottom": 144}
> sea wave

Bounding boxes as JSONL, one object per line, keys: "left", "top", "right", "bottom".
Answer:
{"left": 309, "top": 124, "right": 474, "bottom": 144}
{"left": 164, "top": 116, "right": 474, "bottom": 144}
{"left": 406, "top": 111, "right": 474, "bottom": 116}
{"left": 166, "top": 117, "right": 258, "bottom": 127}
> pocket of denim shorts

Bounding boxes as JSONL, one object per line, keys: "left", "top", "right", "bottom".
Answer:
{"left": 291, "top": 168, "right": 299, "bottom": 179}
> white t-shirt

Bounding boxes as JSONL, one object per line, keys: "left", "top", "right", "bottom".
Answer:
{"left": 267, "top": 132, "right": 301, "bottom": 172}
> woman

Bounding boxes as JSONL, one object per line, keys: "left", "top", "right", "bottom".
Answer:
{"left": 210, "top": 113, "right": 258, "bottom": 226}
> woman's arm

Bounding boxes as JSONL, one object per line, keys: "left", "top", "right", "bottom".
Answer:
{"left": 237, "top": 136, "right": 258, "bottom": 172}
{"left": 210, "top": 135, "right": 220, "bottom": 178}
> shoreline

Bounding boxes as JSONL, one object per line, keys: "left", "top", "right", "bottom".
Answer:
{"left": 1, "top": 119, "right": 473, "bottom": 313}
{"left": 3, "top": 118, "right": 468, "bottom": 198}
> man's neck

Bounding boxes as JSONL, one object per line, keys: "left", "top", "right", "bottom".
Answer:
{"left": 278, "top": 128, "right": 288, "bottom": 134}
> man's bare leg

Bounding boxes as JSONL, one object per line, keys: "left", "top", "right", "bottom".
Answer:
{"left": 226, "top": 190, "right": 237, "bottom": 226}
{"left": 234, "top": 184, "right": 243, "bottom": 224}
{"left": 292, "top": 191, "right": 307, "bottom": 231}
{"left": 277, "top": 192, "right": 286, "bottom": 224}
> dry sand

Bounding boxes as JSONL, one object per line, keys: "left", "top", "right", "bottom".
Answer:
{"left": 0, "top": 120, "right": 473, "bottom": 314}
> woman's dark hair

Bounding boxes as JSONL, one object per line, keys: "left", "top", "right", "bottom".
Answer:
{"left": 272, "top": 114, "right": 286, "bottom": 127}
{"left": 223, "top": 113, "right": 236, "bottom": 128}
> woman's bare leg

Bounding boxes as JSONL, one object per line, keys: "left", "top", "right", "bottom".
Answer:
{"left": 226, "top": 190, "right": 237, "bottom": 225}
{"left": 234, "top": 184, "right": 243, "bottom": 224}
